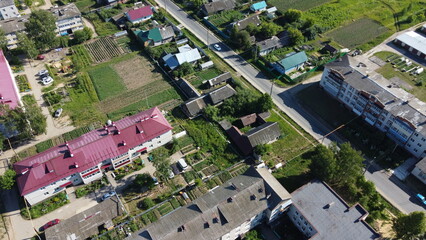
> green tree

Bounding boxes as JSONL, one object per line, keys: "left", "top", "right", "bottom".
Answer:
{"left": 244, "top": 229, "right": 262, "bottom": 240}
{"left": 73, "top": 27, "right": 93, "bottom": 44}
{"left": 245, "top": 23, "right": 260, "bottom": 36}
{"left": 25, "top": 10, "right": 57, "bottom": 50}
{"left": 283, "top": 9, "right": 302, "bottom": 23}
{"left": 393, "top": 211, "right": 426, "bottom": 239}
{"left": 260, "top": 22, "right": 282, "bottom": 38}
{"left": 58, "top": 36, "right": 69, "bottom": 47}
{"left": 134, "top": 173, "right": 156, "bottom": 190}
{"left": 310, "top": 144, "right": 336, "bottom": 183}
{"left": 17, "top": 33, "right": 39, "bottom": 60}
{"left": 254, "top": 144, "right": 271, "bottom": 156}
{"left": 230, "top": 26, "right": 252, "bottom": 50}
{"left": 173, "top": 62, "right": 194, "bottom": 78}
{"left": 194, "top": 178, "right": 203, "bottom": 187}
{"left": 257, "top": 93, "right": 273, "bottom": 112}
{"left": 151, "top": 147, "right": 171, "bottom": 180}
{"left": 334, "top": 142, "right": 364, "bottom": 186}
{"left": 0, "top": 29, "right": 7, "bottom": 50}
{"left": 203, "top": 105, "right": 220, "bottom": 121}
{"left": 0, "top": 169, "right": 16, "bottom": 190}
{"left": 0, "top": 133, "right": 4, "bottom": 151}
{"left": 140, "top": 197, "right": 155, "bottom": 209}
{"left": 288, "top": 27, "right": 304, "bottom": 45}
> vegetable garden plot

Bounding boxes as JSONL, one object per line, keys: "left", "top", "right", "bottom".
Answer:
{"left": 84, "top": 37, "right": 125, "bottom": 63}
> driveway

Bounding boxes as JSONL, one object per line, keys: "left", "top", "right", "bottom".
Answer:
{"left": 156, "top": 0, "right": 425, "bottom": 214}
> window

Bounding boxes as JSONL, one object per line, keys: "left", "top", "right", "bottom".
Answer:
{"left": 418, "top": 143, "right": 422, "bottom": 147}
{"left": 44, "top": 192, "right": 49, "bottom": 195}
{"left": 295, "top": 211, "right": 299, "bottom": 215}
{"left": 411, "top": 138, "right": 415, "bottom": 142}
{"left": 415, "top": 133, "right": 419, "bottom": 137}
{"left": 407, "top": 143, "right": 411, "bottom": 147}
{"left": 414, "top": 149, "right": 418, "bottom": 152}
{"left": 422, "top": 137, "right": 425, "bottom": 142}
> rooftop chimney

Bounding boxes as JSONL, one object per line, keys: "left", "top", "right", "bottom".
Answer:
{"left": 116, "top": 126, "right": 120, "bottom": 135}
{"left": 325, "top": 202, "right": 335, "bottom": 209}
{"left": 74, "top": 162, "right": 79, "bottom": 168}
{"left": 122, "top": 140, "right": 126, "bottom": 146}
{"left": 151, "top": 114, "right": 158, "bottom": 119}
{"left": 21, "top": 168, "right": 29, "bottom": 175}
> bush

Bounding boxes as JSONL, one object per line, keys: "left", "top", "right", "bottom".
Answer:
{"left": 173, "top": 62, "right": 194, "bottom": 78}
{"left": 139, "top": 197, "right": 155, "bottom": 210}
{"left": 21, "top": 192, "right": 69, "bottom": 219}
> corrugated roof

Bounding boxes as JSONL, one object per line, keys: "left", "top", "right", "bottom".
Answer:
{"left": 14, "top": 107, "right": 172, "bottom": 196}
{"left": 0, "top": 0, "right": 15, "bottom": 8}
{"left": 278, "top": 51, "right": 308, "bottom": 70}
{"left": 126, "top": 5, "right": 153, "bottom": 21}
{"left": 0, "top": 49, "right": 20, "bottom": 109}
{"left": 395, "top": 31, "right": 426, "bottom": 55}
{"left": 175, "top": 48, "right": 202, "bottom": 65}
{"left": 250, "top": 1, "right": 267, "bottom": 11}
{"left": 0, "top": 15, "right": 28, "bottom": 34}
{"left": 139, "top": 28, "right": 162, "bottom": 42}
{"left": 50, "top": 3, "right": 81, "bottom": 21}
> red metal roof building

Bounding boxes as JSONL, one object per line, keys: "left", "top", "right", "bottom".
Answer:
{"left": 14, "top": 107, "right": 173, "bottom": 205}
{"left": 126, "top": 5, "right": 153, "bottom": 23}
{"left": 0, "top": 49, "right": 21, "bottom": 109}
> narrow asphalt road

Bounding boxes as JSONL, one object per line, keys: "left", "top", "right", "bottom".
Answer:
{"left": 155, "top": 0, "right": 425, "bottom": 214}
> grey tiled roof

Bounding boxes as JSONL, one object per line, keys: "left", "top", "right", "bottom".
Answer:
{"left": 231, "top": 15, "right": 261, "bottom": 31}
{"left": 0, "top": 15, "right": 28, "bottom": 34}
{"left": 207, "top": 84, "right": 236, "bottom": 105}
{"left": 291, "top": 181, "right": 380, "bottom": 240}
{"left": 245, "top": 122, "right": 281, "bottom": 147}
{"left": 50, "top": 3, "right": 81, "bottom": 21}
{"left": 0, "top": 0, "right": 15, "bottom": 8}
{"left": 207, "top": 72, "right": 232, "bottom": 87}
{"left": 159, "top": 26, "right": 175, "bottom": 40}
{"left": 132, "top": 167, "right": 290, "bottom": 240}
{"left": 256, "top": 33, "right": 290, "bottom": 52}
{"left": 201, "top": 0, "right": 235, "bottom": 15}
{"left": 45, "top": 196, "right": 124, "bottom": 240}
{"left": 182, "top": 96, "right": 207, "bottom": 117}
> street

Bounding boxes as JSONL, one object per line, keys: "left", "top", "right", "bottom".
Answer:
{"left": 155, "top": 0, "right": 426, "bottom": 214}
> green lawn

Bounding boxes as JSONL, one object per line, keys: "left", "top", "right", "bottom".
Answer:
{"left": 269, "top": 0, "right": 330, "bottom": 11}
{"left": 88, "top": 66, "right": 126, "bottom": 101}
{"left": 272, "top": 152, "right": 313, "bottom": 192}
{"left": 327, "top": 18, "right": 389, "bottom": 49}
{"left": 195, "top": 68, "right": 222, "bottom": 81}
{"left": 208, "top": 10, "right": 244, "bottom": 28}
{"left": 373, "top": 51, "right": 395, "bottom": 61}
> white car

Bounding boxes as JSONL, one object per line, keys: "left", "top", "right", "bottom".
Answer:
{"left": 54, "top": 108, "right": 63, "bottom": 118}
{"left": 42, "top": 77, "right": 53, "bottom": 85}
{"left": 37, "top": 69, "right": 48, "bottom": 76}
{"left": 214, "top": 44, "right": 222, "bottom": 51}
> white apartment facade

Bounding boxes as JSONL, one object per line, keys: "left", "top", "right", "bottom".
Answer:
{"left": 50, "top": 3, "right": 84, "bottom": 36}
{"left": 0, "top": 0, "right": 19, "bottom": 20}
{"left": 320, "top": 55, "right": 426, "bottom": 158}
{"left": 0, "top": 15, "right": 28, "bottom": 49}
{"left": 14, "top": 107, "right": 173, "bottom": 205}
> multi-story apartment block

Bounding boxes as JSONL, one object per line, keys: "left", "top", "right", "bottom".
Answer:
{"left": 0, "top": 15, "right": 28, "bottom": 49}
{"left": 288, "top": 180, "right": 380, "bottom": 239}
{"left": 320, "top": 55, "right": 426, "bottom": 158}
{"left": 50, "top": 3, "right": 84, "bottom": 36}
{"left": 132, "top": 166, "right": 292, "bottom": 240}
{"left": 14, "top": 107, "right": 173, "bottom": 205}
{"left": 0, "top": 0, "right": 20, "bottom": 20}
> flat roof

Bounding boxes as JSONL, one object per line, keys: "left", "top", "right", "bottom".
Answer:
{"left": 292, "top": 181, "right": 380, "bottom": 240}
{"left": 395, "top": 31, "right": 426, "bottom": 55}
{"left": 0, "top": 49, "right": 20, "bottom": 109}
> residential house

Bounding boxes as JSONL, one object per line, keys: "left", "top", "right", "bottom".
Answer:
{"left": 13, "top": 107, "right": 173, "bottom": 205}
{"left": 177, "top": 78, "right": 201, "bottom": 99}
{"left": 250, "top": 1, "right": 267, "bottom": 12}
{"left": 0, "top": 15, "right": 28, "bottom": 49}
{"left": 200, "top": 60, "right": 214, "bottom": 70}
{"left": 321, "top": 44, "right": 338, "bottom": 55}
{"left": 130, "top": 166, "right": 292, "bottom": 240}
{"left": 393, "top": 31, "right": 426, "bottom": 60}
{"left": 135, "top": 26, "right": 175, "bottom": 47}
{"left": 96, "top": 0, "right": 117, "bottom": 6}
{"left": 288, "top": 180, "right": 380, "bottom": 239}
{"left": 320, "top": 54, "right": 426, "bottom": 158}
{"left": 45, "top": 196, "right": 124, "bottom": 239}
{"left": 0, "top": 0, "right": 19, "bottom": 20}
{"left": 256, "top": 32, "right": 290, "bottom": 56}
{"left": 126, "top": 5, "right": 153, "bottom": 24}
{"left": 50, "top": 3, "right": 84, "bottom": 36}
{"left": 230, "top": 15, "right": 261, "bottom": 31}
{"left": 206, "top": 72, "right": 232, "bottom": 88}
{"left": 162, "top": 44, "right": 202, "bottom": 70}
{"left": 0, "top": 49, "right": 21, "bottom": 138}
{"left": 201, "top": 0, "right": 235, "bottom": 16}
{"left": 411, "top": 157, "right": 426, "bottom": 184}
{"left": 181, "top": 84, "right": 236, "bottom": 118}
{"left": 223, "top": 113, "right": 280, "bottom": 155}
{"left": 273, "top": 51, "right": 308, "bottom": 74}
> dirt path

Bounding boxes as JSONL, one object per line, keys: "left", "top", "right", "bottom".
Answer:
{"left": 82, "top": 17, "right": 99, "bottom": 38}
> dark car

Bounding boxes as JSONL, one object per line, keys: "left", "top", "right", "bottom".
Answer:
{"left": 39, "top": 219, "right": 60, "bottom": 231}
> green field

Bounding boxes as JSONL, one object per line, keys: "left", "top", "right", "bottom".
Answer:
{"left": 208, "top": 10, "right": 244, "bottom": 28}
{"left": 88, "top": 66, "right": 126, "bottom": 100}
{"left": 327, "top": 18, "right": 389, "bottom": 49}
{"left": 269, "top": 0, "right": 330, "bottom": 11}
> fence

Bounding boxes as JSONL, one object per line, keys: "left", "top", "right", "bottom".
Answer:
{"left": 202, "top": 17, "right": 230, "bottom": 39}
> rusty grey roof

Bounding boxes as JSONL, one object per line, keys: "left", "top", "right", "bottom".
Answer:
{"left": 0, "top": 0, "right": 15, "bottom": 8}
{"left": 0, "top": 15, "right": 28, "bottom": 34}
{"left": 231, "top": 15, "right": 261, "bottom": 31}
{"left": 207, "top": 84, "right": 236, "bottom": 105}
{"left": 50, "top": 3, "right": 81, "bottom": 21}
{"left": 201, "top": 0, "right": 235, "bottom": 15}
{"left": 207, "top": 72, "right": 232, "bottom": 87}
{"left": 245, "top": 122, "right": 281, "bottom": 147}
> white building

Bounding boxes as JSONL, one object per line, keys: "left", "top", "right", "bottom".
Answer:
{"left": 50, "top": 3, "right": 84, "bottom": 36}
{"left": 0, "top": 0, "right": 20, "bottom": 20}
{"left": 411, "top": 157, "right": 426, "bottom": 184}
{"left": 131, "top": 167, "right": 292, "bottom": 240}
{"left": 320, "top": 55, "right": 426, "bottom": 158}
{"left": 14, "top": 107, "right": 173, "bottom": 205}
{"left": 0, "top": 15, "right": 28, "bottom": 49}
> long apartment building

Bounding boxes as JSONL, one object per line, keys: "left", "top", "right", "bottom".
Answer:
{"left": 0, "top": 0, "right": 20, "bottom": 20}
{"left": 14, "top": 107, "right": 173, "bottom": 205}
{"left": 0, "top": 15, "right": 28, "bottom": 49}
{"left": 320, "top": 54, "right": 426, "bottom": 158}
{"left": 131, "top": 166, "right": 292, "bottom": 240}
{"left": 49, "top": 3, "right": 84, "bottom": 36}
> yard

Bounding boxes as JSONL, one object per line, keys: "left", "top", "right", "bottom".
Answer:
{"left": 207, "top": 10, "right": 244, "bottom": 29}
{"left": 269, "top": 0, "right": 330, "bottom": 11}
{"left": 327, "top": 18, "right": 389, "bottom": 49}
{"left": 88, "top": 65, "right": 126, "bottom": 100}
{"left": 186, "top": 67, "right": 223, "bottom": 90}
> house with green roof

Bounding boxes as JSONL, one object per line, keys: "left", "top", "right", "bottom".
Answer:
{"left": 135, "top": 26, "right": 175, "bottom": 47}
{"left": 273, "top": 51, "right": 308, "bottom": 74}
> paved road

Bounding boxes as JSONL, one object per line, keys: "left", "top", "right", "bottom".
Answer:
{"left": 156, "top": 0, "right": 425, "bottom": 214}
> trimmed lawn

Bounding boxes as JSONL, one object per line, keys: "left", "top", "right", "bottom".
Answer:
{"left": 269, "top": 0, "right": 330, "bottom": 11}
{"left": 88, "top": 66, "right": 126, "bottom": 100}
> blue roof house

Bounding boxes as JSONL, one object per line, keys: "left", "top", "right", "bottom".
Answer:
{"left": 250, "top": 1, "right": 267, "bottom": 12}
{"left": 273, "top": 51, "right": 308, "bottom": 74}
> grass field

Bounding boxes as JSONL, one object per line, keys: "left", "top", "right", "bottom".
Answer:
{"left": 327, "top": 18, "right": 389, "bottom": 49}
{"left": 88, "top": 66, "right": 125, "bottom": 100}
{"left": 208, "top": 10, "right": 244, "bottom": 28}
{"left": 269, "top": 0, "right": 330, "bottom": 11}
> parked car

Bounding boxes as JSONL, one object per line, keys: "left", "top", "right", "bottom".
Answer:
{"left": 214, "top": 44, "right": 222, "bottom": 51}
{"left": 37, "top": 54, "right": 45, "bottom": 60}
{"left": 152, "top": 177, "right": 159, "bottom": 185}
{"left": 168, "top": 169, "right": 175, "bottom": 179}
{"left": 54, "top": 108, "right": 63, "bottom": 118}
{"left": 171, "top": 163, "right": 180, "bottom": 175}
{"left": 39, "top": 219, "right": 60, "bottom": 231}
{"left": 42, "top": 76, "right": 53, "bottom": 85}
{"left": 178, "top": 158, "right": 188, "bottom": 171}
{"left": 416, "top": 194, "right": 426, "bottom": 205}
{"left": 101, "top": 191, "right": 116, "bottom": 201}
{"left": 37, "top": 69, "right": 48, "bottom": 76}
